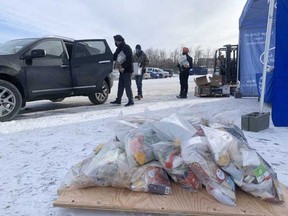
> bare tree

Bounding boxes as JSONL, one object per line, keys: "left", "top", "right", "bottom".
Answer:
{"left": 192, "top": 45, "right": 203, "bottom": 67}
{"left": 144, "top": 46, "right": 214, "bottom": 71}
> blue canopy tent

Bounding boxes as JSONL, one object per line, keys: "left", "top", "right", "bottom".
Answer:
{"left": 239, "top": 0, "right": 277, "bottom": 97}
{"left": 272, "top": 0, "right": 288, "bottom": 126}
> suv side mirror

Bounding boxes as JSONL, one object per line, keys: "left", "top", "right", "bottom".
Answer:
{"left": 31, "top": 49, "right": 46, "bottom": 58}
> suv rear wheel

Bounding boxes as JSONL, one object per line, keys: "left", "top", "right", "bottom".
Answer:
{"left": 88, "top": 80, "right": 109, "bottom": 105}
{"left": 0, "top": 80, "right": 22, "bottom": 122}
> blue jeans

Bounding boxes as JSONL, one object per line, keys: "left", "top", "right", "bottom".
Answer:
{"left": 135, "top": 73, "right": 144, "bottom": 97}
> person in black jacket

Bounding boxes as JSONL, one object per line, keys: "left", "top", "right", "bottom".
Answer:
{"left": 110, "top": 35, "right": 134, "bottom": 106}
{"left": 177, "top": 47, "right": 193, "bottom": 98}
{"left": 133, "top": 44, "right": 149, "bottom": 100}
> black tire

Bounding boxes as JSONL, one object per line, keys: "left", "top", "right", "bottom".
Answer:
{"left": 0, "top": 80, "right": 22, "bottom": 122}
{"left": 88, "top": 80, "right": 109, "bottom": 105}
{"left": 50, "top": 98, "right": 65, "bottom": 103}
{"left": 159, "top": 74, "right": 163, "bottom": 78}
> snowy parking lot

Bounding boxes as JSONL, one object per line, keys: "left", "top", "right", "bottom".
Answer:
{"left": 1, "top": 76, "right": 287, "bottom": 216}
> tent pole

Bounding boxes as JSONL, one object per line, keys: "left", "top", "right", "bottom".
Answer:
{"left": 260, "top": 0, "right": 275, "bottom": 113}
{"left": 236, "top": 32, "right": 241, "bottom": 90}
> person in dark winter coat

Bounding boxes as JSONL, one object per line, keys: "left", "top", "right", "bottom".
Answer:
{"left": 110, "top": 34, "right": 134, "bottom": 107}
{"left": 133, "top": 44, "right": 149, "bottom": 100}
{"left": 176, "top": 47, "right": 193, "bottom": 98}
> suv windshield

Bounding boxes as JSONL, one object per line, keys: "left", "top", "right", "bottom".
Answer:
{"left": 0, "top": 38, "right": 37, "bottom": 55}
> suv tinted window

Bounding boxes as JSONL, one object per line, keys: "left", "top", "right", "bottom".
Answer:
{"left": 33, "top": 40, "right": 65, "bottom": 58}
{"left": 0, "top": 38, "right": 37, "bottom": 55}
{"left": 75, "top": 41, "right": 106, "bottom": 58}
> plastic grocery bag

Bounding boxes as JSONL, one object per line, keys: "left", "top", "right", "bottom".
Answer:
{"left": 182, "top": 137, "right": 236, "bottom": 206}
{"left": 153, "top": 141, "right": 201, "bottom": 192}
{"left": 202, "top": 124, "right": 284, "bottom": 203}
{"left": 58, "top": 141, "right": 170, "bottom": 195}
{"left": 58, "top": 141, "right": 131, "bottom": 194}
{"left": 152, "top": 113, "right": 196, "bottom": 144}
{"left": 114, "top": 51, "right": 126, "bottom": 72}
{"left": 130, "top": 162, "right": 171, "bottom": 195}
{"left": 117, "top": 51, "right": 126, "bottom": 64}
{"left": 133, "top": 62, "right": 142, "bottom": 75}
{"left": 125, "top": 124, "right": 160, "bottom": 167}
{"left": 178, "top": 55, "right": 189, "bottom": 68}
{"left": 112, "top": 112, "right": 153, "bottom": 144}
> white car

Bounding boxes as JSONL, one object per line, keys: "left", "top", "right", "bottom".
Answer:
{"left": 146, "top": 67, "right": 169, "bottom": 78}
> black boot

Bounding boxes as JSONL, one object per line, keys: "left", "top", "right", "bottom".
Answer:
{"left": 125, "top": 100, "right": 134, "bottom": 107}
{"left": 176, "top": 95, "right": 187, "bottom": 99}
{"left": 110, "top": 99, "right": 121, "bottom": 105}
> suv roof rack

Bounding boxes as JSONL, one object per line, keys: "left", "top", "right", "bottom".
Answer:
{"left": 43, "top": 35, "right": 74, "bottom": 41}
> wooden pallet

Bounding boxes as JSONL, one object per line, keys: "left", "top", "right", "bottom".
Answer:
{"left": 54, "top": 183, "right": 288, "bottom": 216}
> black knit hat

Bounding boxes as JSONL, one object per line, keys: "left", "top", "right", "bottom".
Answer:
{"left": 135, "top": 44, "right": 141, "bottom": 50}
{"left": 113, "top": 34, "right": 125, "bottom": 42}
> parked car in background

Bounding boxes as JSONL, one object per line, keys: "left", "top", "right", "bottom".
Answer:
{"left": 163, "top": 69, "right": 174, "bottom": 77}
{"left": 189, "top": 66, "right": 208, "bottom": 75}
{"left": 146, "top": 71, "right": 159, "bottom": 79}
{"left": 0, "top": 36, "right": 114, "bottom": 121}
{"left": 146, "top": 67, "right": 169, "bottom": 78}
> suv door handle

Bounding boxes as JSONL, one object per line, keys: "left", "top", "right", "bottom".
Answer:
{"left": 99, "top": 60, "right": 111, "bottom": 64}
{"left": 61, "top": 64, "right": 69, "bottom": 68}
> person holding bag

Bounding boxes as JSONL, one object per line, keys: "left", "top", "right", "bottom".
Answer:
{"left": 177, "top": 47, "right": 193, "bottom": 99}
{"left": 110, "top": 35, "right": 134, "bottom": 106}
{"left": 133, "top": 44, "right": 149, "bottom": 100}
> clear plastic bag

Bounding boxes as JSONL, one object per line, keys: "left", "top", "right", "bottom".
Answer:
{"left": 182, "top": 137, "right": 236, "bottom": 206}
{"left": 133, "top": 62, "right": 142, "bottom": 75}
{"left": 117, "top": 51, "right": 126, "bottom": 64}
{"left": 178, "top": 55, "right": 189, "bottom": 68}
{"left": 152, "top": 113, "right": 196, "bottom": 145}
{"left": 153, "top": 141, "right": 201, "bottom": 192}
{"left": 58, "top": 142, "right": 170, "bottom": 195}
{"left": 202, "top": 124, "right": 284, "bottom": 203}
{"left": 130, "top": 162, "right": 171, "bottom": 195}
{"left": 125, "top": 124, "right": 160, "bottom": 167}
{"left": 112, "top": 112, "right": 152, "bottom": 144}
{"left": 114, "top": 51, "right": 126, "bottom": 72}
{"left": 58, "top": 141, "right": 131, "bottom": 194}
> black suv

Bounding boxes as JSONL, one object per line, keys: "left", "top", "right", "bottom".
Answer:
{"left": 0, "top": 36, "right": 114, "bottom": 121}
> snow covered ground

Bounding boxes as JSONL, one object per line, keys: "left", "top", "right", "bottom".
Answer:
{"left": 1, "top": 75, "right": 287, "bottom": 216}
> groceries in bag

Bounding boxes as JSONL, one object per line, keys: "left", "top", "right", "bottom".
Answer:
{"left": 202, "top": 124, "right": 284, "bottom": 203}
{"left": 182, "top": 137, "right": 236, "bottom": 206}
{"left": 153, "top": 141, "right": 201, "bottom": 192}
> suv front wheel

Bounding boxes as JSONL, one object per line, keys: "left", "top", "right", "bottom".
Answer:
{"left": 0, "top": 80, "right": 22, "bottom": 122}
{"left": 88, "top": 80, "right": 109, "bottom": 105}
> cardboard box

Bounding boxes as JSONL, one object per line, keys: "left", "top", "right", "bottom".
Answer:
{"left": 209, "top": 75, "right": 223, "bottom": 87}
{"left": 194, "top": 76, "right": 208, "bottom": 86}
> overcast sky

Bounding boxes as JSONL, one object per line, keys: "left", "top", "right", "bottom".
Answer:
{"left": 0, "top": 0, "right": 247, "bottom": 52}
